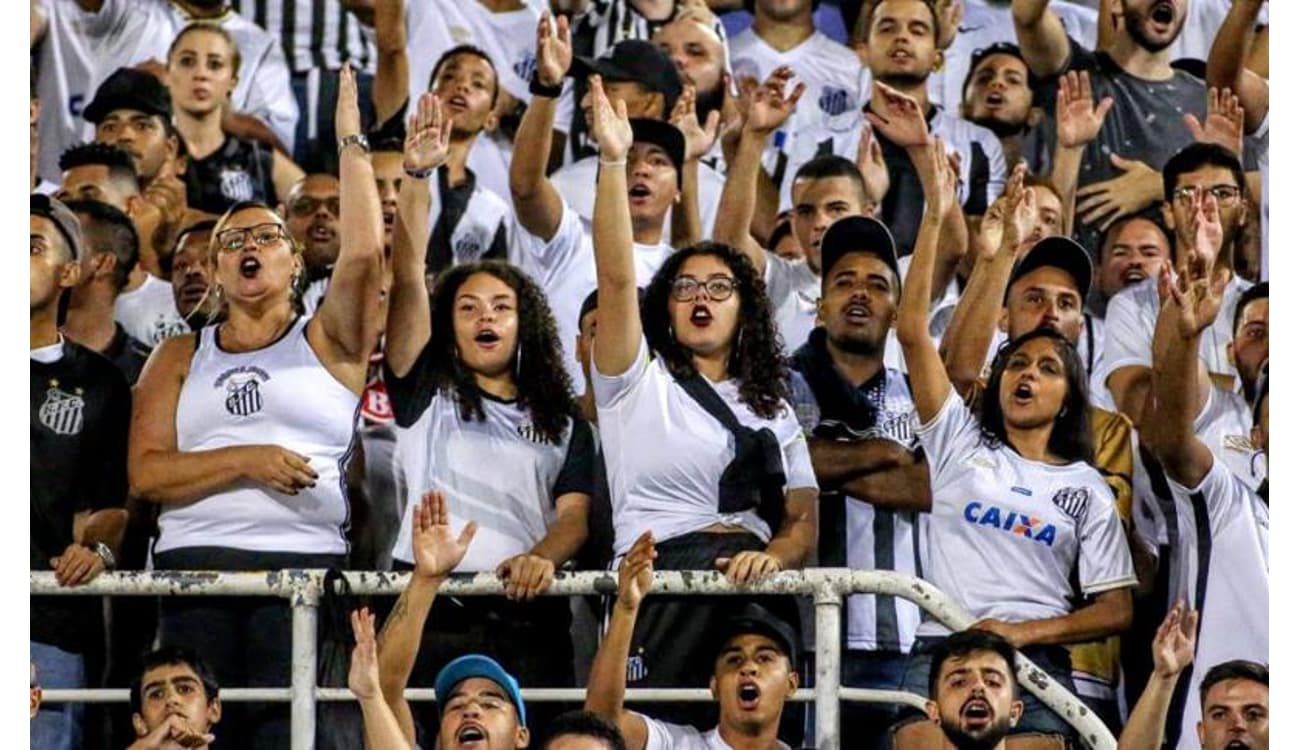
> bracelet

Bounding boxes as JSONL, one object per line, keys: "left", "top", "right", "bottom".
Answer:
{"left": 599, "top": 157, "right": 627, "bottom": 168}
{"left": 529, "top": 74, "right": 563, "bottom": 98}
{"left": 404, "top": 165, "right": 435, "bottom": 179}
{"left": 338, "top": 133, "right": 370, "bottom": 156}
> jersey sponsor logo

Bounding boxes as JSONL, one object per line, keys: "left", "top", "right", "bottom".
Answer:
{"left": 1051, "top": 486, "right": 1090, "bottom": 522}
{"left": 219, "top": 168, "right": 256, "bottom": 202}
{"left": 818, "top": 86, "right": 851, "bottom": 116}
{"left": 362, "top": 381, "right": 393, "bottom": 424}
{"left": 38, "top": 385, "right": 85, "bottom": 436}
{"left": 963, "top": 502, "right": 1057, "bottom": 546}
{"left": 214, "top": 366, "right": 271, "bottom": 417}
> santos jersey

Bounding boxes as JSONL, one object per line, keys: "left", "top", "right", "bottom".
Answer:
{"left": 161, "top": 317, "right": 359, "bottom": 554}
{"left": 915, "top": 389, "right": 1135, "bottom": 637}
{"left": 114, "top": 273, "right": 188, "bottom": 348}
{"left": 385, "top": 341, "right": 595, "bottom": 571}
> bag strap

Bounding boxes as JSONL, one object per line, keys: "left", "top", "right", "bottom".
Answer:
{"left": 676, "top": 372, "right": 746, "bottom": 437}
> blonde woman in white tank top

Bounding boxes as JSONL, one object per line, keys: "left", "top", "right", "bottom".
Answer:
{"left": 126, "top": 67, "right": 385, "bottom": 750}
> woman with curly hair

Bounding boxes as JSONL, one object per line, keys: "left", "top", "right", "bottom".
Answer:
{"left": 586, "top": 75, "right": 818, "bottom": 725}
{"left": 378, "top": 92, "right": 594, "bottom": 741}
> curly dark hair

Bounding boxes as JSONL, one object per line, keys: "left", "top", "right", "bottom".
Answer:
{"left": 980, "top": 327, "right": 1094, "bottom": 465}
{"left": 642, "top": 241, "right": 790, "bottom": 419}
{"left": 429, "top": 260, "right": 577, "bottom": 444}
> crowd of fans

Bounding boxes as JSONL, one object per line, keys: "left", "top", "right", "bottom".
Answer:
{"left": 29, "top": 0, "right": 1268, "bottom": 747}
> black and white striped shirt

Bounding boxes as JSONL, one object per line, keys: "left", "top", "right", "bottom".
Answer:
{"left": 230, "top": 0, "right": 376, "bottom": 74}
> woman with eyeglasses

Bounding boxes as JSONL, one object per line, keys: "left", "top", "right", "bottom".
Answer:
{"left": 585, "top": 76, "right": 818, "bottom": 726}
{"left": 166, "top": 21, "right": 305, "bottom": 216}
{"left": 126, "top": 68, "right": 384, "bottom": 750}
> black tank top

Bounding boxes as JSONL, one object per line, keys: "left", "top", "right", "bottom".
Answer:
{"left": 184, "top": 136, "right": 277, "bottom": 215}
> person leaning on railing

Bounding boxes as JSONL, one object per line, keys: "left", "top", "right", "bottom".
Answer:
{"left": 126, "top": 65, "right": 385, "bottom": 750}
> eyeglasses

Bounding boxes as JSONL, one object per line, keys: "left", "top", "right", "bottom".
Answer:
{"left": 671, "top": 275, "right": 737, "bottom": 302}
{"left": 216, "top": 223, "right": 288, "bottom": 252}
{"left": 1172, "top": 185, "right": 1241, "bottom": 205}
{"left": 288, "top": 196, "right": 340, "bottom": 217}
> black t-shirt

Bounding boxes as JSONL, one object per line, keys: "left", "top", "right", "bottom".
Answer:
{"left": 31, "top": 340, "right": 131, "bottom": 653}
{"left": 183, "top": 136, "right": 277, "bottom": 215}
{"left": 101, "top": 323, "right": 151, "bottom": 386}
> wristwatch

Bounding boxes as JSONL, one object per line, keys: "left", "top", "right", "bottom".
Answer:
{"left": 338, "top": 133, "right": 370, "bottom": 156}
{"left": 90, "top": 542, "right": 116, "bottom": 571}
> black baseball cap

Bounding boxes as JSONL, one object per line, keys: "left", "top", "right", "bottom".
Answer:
{"left": 570, "top": 40, "right": 683, "bottom": 111}
{"left": 31, "top": 194, "right": 84, "bottom": 261}
{"left": 819, "top": 216, "right": 900, "bottom": 283}
{"left": 1006, "top": 236, "right": 1093, "bottom": 301}
{"left": 712, "top": 604, "right": 799, "bottom": 665}
{"left": 630, "top": 118, "right": 686, "bottom": 187}
{"left": 83, "top": 68, "right": 173, "bottom": 125}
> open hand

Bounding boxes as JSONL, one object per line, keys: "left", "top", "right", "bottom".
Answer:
{"left": 411, "top": 490, "right": 477, "bottom": 581}
{"left": 404, "top": 91, "right": 453, "bottom": 174}
{"left": 1151, "top": 600, "right": 1198, "bottom": 678}
{"left": 589, "top": 75, "right": 634, "bottom": 160}
{"left": 743, "top": 66, "right": 804, "bottom": 136}
{"left": 348, "top": 607, "right": 382, "bottom": 700}
{"left": 856, "top": 124, "right": 890, "bottom": 207}
{"left": 866, "top": 81, "right": 929, "bottom": 149}
{"left": 671, "top": 84, "right": 722, "bottom": 162}
{"left": 1056, "top": 71, "right": 1113, "bottom": 149}
{"left": 536, "top": 12, "right": 573, "bottom": 88}
{"left": 617, "top": 531, "right": 656, "bottom": 612}
{"left": 335, "top": 64, "right": 362, "bottom": 140}
{"left": 1185, "top": 87, "right": 1245, "bottom": 157}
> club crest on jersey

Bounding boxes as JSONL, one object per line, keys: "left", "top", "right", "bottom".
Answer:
{"left": 964, "top": 502, "right": 1057, "bottom": 546}
{"left": 39, "top": 386, "right": 85, "bottom": 436}
{"left": 818, "top": 86, "right": 851, "bottom": 116}
{"left": 513, "top": 54, "right": 538, "bottom": 85}
{"left": 219, "top": 168, "right": 256, "bottom": 202}
{"left": 1051, "top": 486, "right": 1089, "bottom": 522}
{"left": 454, "top": 235, "right": 483, "bottom": 262}
{"left": 215, "top": 366, "right": 271, "bottom": 417}
{"left": 516, "top": 421, "right": 548, "bottom": 444}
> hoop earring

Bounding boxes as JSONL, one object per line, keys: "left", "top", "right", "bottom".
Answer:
{"left": 514, "top": 343, "right": 524, "bottom": 379}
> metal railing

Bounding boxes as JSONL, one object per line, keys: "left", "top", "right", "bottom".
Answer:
{"left": 30, "top": 569, "right": 1117, "bottom": 750}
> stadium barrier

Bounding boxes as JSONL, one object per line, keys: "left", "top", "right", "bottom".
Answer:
{"left": 30, "top": 569, "right": 1117, "bottom": 750}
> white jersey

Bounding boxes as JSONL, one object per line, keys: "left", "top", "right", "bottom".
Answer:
{"left": 159, "top": 317, "right": 358, "bottom": 554}
{"left": 114, "top": 274, "right": 188, "bottom": 348}
{"left": 930, "top": 0, "right": 1097, "bottom": 115}
{"left": 1253, "top": 112, "right": 1268, "bottom": 281}
{"left": 1167, "top": 0, "right": 1268, "bottom": 63}
{"left": 510, "top": 204, "right": 673, "bottom": 390}
{"left": 763, "top": 254, "right": 819, "bottom": 355}
{"left": 426, "top": 167, "right": 512, "bottom": 269}
{"left": 787, "top": 365, "right": 924, "bottom": 653}
{"left": 406, "top": 0, "right": 540, "bottom": 107}
{"left": 593, "top": 337, "right": 818, "bottom": 555}
{"left": 1101, "top": 274, "right": 1252, "bottom": 390}
{"left": 467, "top": 132, "right": 516, "bottom": 205}
{"left": 914, "top": 389, "right": 1135, "bottom": 637}
{"left": 33, "top": 0, "right": 176, "bottom": 184}
{"left": 550, "top": 155, "right": 727, "bottom": 241}
{"left": 1168, "top": 456, "right": 1268, "bottom": 750}
{"left": 385, "top": 343, "right": 595, "bottom": 570}
{"left": 640, "top": 716, "right": 792, "bottom": 750}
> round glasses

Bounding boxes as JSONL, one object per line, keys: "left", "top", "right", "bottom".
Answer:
{"left": 671, "top": 276, "right": 737, "bottom": 302}
{"left": 216, "top": 223, "right": 289, "bottom": 253}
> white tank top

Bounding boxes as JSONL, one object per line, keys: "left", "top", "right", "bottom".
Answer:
{"left": 158, "top": 317, "right": 359, "bottom": 555}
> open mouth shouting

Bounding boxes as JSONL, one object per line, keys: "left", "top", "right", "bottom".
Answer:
{"left": 689, "top": 304, "right": 714, "bottom": 328}
{"left": 1149, "top": 1, "right": 1175, "bottom": 30}
{"left": 628, "top": 182, "right": 654, "bottom": 206}
{"left": 454, "top": 722, "right": 489, "bottom": 748}
{"left": 843, "top": 301, "right": 872, "bottom": 324}
{"left": 1122, "top": 266, "right": 1150, "bottom": 284}
{"left": 1012, "top": 380, "right": 1036, "bottom": 406}
{"left": 473, "top": 328, "right": 503, "bottom": 349}
{"left": 239, "top": 256, "right": 262, "bottom": 279}
{"left": 737, "top": 681, "right": 762, "bottom": 711}
{"left": 309, "top": 223, "right": 335, "bottom": 244}
{"left": 983, "top": 91, "right": 1007, "bottom": 109}
{"left": 961, "top": 697, "right": 994, "bottom": 730}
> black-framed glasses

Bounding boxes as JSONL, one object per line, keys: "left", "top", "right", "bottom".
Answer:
{"left": 1172, "top": 185, "right": 1241, "bottom": 205}
{"left": 671, "top": 275, "right": 737, "bottom": 302}
{"left": 288, "top": 196, "right": 340, "bottom": 217}
{"left": 217, "top": 223, "right": 288, "bottom": 253}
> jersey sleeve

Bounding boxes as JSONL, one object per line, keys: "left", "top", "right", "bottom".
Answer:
{"left": 637, "top": 714, "right": 705, "bottom": 750}
{"left": 553, "top": 418, "right": 597, "bottom": 501}
{"left": 764, "top": 253, "right": 804, "bottom": 307}
{"left": 382, "top": 339, "right": 440, "bottom": 428}
{"left": 1168, "top": 453, "right": 1259, "bottom": 538}
{"left": 1099, "top": 286, "right": 1154, "bottom": 388}
{"left": 914, "top": 386, "right": 983, "bottom": 488}
{"left": 779, "top": 410, "right": 819, "bottom": 492}
{"left": 591, "top": 335, "right": 654, "bottom": 409}
{"left": 1077, "top": 476, "right": 1138, "bottom": 595}
{"left": 509, "top": 202, "right": 585, "bottom": 283}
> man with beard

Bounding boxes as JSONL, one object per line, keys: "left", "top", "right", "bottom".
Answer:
{"left": 786, "top": 216, "right": 930, "bottom": 749}
{"left": 1013, "top": 0, "right": 1208, "bottom": 256}
{"left": 652, "top": 5, "right": 728, "bottom": 170}
{"left": 1097, "top": 215, "right": 1172, "bottom": 310}
{"left": 921, "top": 630, "right": 1024, "bottom": 750}
{"left": 586, "top": 532, "right": 799, "bottom": 750}
{"left": 280, "top": 174, "right": 341, "bottom": 315}
{"left": 126, "top": 647, "right": 221, "bottom": 750}
{"left": 960, "top": 44, "right": 1041, "bottom": 169}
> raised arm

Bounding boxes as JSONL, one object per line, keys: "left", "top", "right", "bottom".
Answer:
{"left": 1207, "top": 0, "right": 1268, "bottom": 133}
{"left": 385, "top": 92, "right": 452, "bottom": 376}
{"left": 669, "top": 85, "right": 721, "bottom": 248}
{"left": 1118, "top": 602, "right": 1198, "bottom": 750}
{"left": 311, "top": 66, "right": 386, "bottom": 365}
{"left": 712, "top": 66, "right": 804, "bottom": 275}
{"left": 894, "top": 133, "right": 957, "bottom": 424}
{"left": 1052, "top": 71, "right": 1113, "bottom": 236}
{"left": 1012, "top": 0, "right": 1071, "bottom": 78}
{"left": 509, "top": 13, "right": 570, "bottom": 241}
{"left": 377, "top": 491, "right": 477, "bottom": 745}
{"left": 589, "top": 75, "right": 643, "bottom": 377}
{"left": 350, "top": 608, "right": 414, "bottom": 750}
{"left": 585, "top": 531, "right": 656, "bottom": 750}
{"left": 372, "top": 0, "right": 410, "bottom": 127}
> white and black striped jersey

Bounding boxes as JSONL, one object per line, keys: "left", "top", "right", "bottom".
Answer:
{"left": 230, "top": 0, "right": 376, "bottom": 74}
{"left": 384, "top": 341, "right": 595, "bottom": 571}
{"left": 425, "top": 167, "right": 511, "bottom": 273}
{"left": 160, "top": 317, "right": 359, "bottom": 555}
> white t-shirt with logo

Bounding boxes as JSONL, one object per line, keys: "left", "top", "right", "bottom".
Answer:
{"left": 593, "top": 337, "right": 818, "bottom": 555}
{"left": 914, "top": 388, "right": 1135, "bottom": 637}
{"left": 114, "top": 273, "right": 188, "bottom": 348}
{"left": 640, "top": 716, "right": 792, "bottom": 750}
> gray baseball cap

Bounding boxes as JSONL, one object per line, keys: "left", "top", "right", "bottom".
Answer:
{"left": 30, "top": 194, "right": 83, "bottom": 260}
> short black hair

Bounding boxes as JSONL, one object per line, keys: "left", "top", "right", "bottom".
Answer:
{"left": 161, "top": 219, "right": 219, "bottom": 276}
{"left": 1161, "top": 142, "right": 1245, "bottom": 204}
{"left": 129, "top": 646, "right": 220, "bottom": 715}
{"left": 928, "top": 630, "right": 1020, "bottom": 699}
{"left": 861, "top": 0, "right": 941, "bottom": 43}
{"left": 792, "top": 155, "right": 868, "bottom": 206}
{"left": 1232, "top": 281, "right": 1268, "bottom": 335}
{"left": 429, "top": 44, "right": 500, "bottom": 106}
{"left": 535, "top": 711, "right": 628, "bottom": 750}
{"left": 1199, "top": 660, "right": 1268, "bottom": 709}
{"left": 371, "top": 135, "right": 405, "bottom": 155}
{"left": 58, "top": 142, "right": 140, "bottom": 190}
{"left": 62, "top": 199, "right": 139, "bottom": 291}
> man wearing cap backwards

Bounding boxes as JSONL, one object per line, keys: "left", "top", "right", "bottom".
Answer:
{"left": 30, "top": 194, "right": 131, "bottom": 750}
{"left": 378, "top": 490, "right": 532, "bottom": 749}
{"left": 511, "top": 15, "right": 686, "bottom": 390}
{"left": 587, "top": 532, "right": 798, "bottom": 750}
{"left": 784, "top": 215, "right": 929, "bottom": 748}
